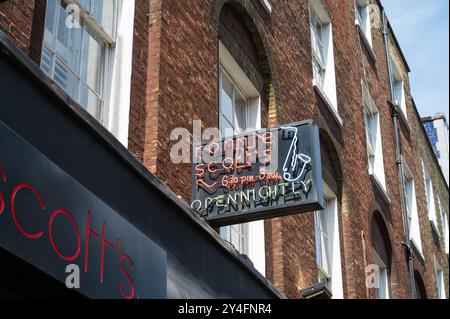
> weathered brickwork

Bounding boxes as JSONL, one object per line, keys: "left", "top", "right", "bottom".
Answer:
{"left": 0, "top": 0, "right": 44, "bottom": 64}
{"left": 1, "top": 0, "right": 448, "bottom": 299}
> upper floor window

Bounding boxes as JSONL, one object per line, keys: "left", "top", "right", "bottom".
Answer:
{"left": 219, "top": 68, "right": 248, "bottom": 137}
{"left": 422, "top": 162, "right": 438, "bottom": 232}
{"left": 373, "top": 251, "right": 389, "bottom": 299}
{"left": 219, "top": 67, "right": 252, "bottom": 254}
{"left": 310, "top": 1, "right": 338, "bottom": 113}
{"left": 41, "top": 0, "right": 117, "bottom": 124}
{"left": 218, "top": 41, "right": 264, "bottom": 276}
{"left": 355, "top": 0, "right": 372, "bottom": 46}
{"left": 438, "top": 198, "right": 449, "bottom": 254}
{"left": 389, "top": 57, "right": 407, "bottom": 120}
{"left": 315, "top": 185, "right": 343, "bottom": 298}
{"left": 403, "top": 160, "right": 423, "bottom": 256}
{"left": 363, "top": 82, "right": 386, "bottom": 190}
{"left": 315, "top": 202, "right": 331, "bottom": 285}
{"left": 435, "top": 258, "right": 446, "bottom": 299}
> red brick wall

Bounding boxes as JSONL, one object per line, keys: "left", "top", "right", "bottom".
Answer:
{"left": 0, "top": 0, "right": 45, "bottom": 64}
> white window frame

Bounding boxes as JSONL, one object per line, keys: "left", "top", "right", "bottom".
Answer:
{"left": 41, "top": 0, "right": 134, "bottom": 147}
{"left": 422, "top": 162, "right": 439, "bottom": 232}
{"left": 310, "top": 0, "right": 339, "bottom": 115}
{"left": 355, "top": 0, "right": 373, "bottom": 47}
{"left": 373, "top": 251, "right": 390, "bottom": 299}
{"left": 314, "top": 183, "right": 344, "bottom": 299}
{"left": 403, "top": 160, "right": 424, "bottom": 256}
{"left": 41, "top": 0, "right": 117, "bottom": 122}
{"left": 389, "top": 56, "right": 407, "bottom": 120}
{"left": 363, "top": 81, "right": 387, "bottom": 190}
{"left": 438, "top": 198, "right": 449, "bottom": 254}
{"left": 434, "top": 257, "right": 446, "bottom": 299}
{"left": 218, "top": 41, "right": 265, "bottom": 277}
{"left": 260, "top": 0, "right": 272, "bottom": 14}
{"left": 219, "top": 68, "right": 249, "bottom": 137}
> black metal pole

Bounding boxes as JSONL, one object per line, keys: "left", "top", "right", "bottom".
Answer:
{"left": 382, "top": 9, "right": 416, "bottom": 299}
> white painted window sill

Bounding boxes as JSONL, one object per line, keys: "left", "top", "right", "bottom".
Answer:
{"left": 355, "top": 21, "right": 376, "bottom": 63}
{"left": 430, "top": 219, "right": 441, "bottom": 239}
{"left": 261, "top": 0, "right": 272, "bottom": 14}
{"left": 313, "top": 81, "right": 343, "bottom": 127}
{"left": 397, "top": 105, "right": 411, "bottom": 134}
{"left": 410, "top": 239, "right": 425, "bottom": 263}
{"left": 370, "top": 173, "right": 390, "bottom": 205}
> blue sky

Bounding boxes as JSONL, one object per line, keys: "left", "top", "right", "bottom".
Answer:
{"left": 382, "top": 0, "right": 449, "bottom": 121}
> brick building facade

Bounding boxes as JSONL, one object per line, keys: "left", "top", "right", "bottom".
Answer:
{"left": 0, "top": 0, "right": 448, "bottom": 299}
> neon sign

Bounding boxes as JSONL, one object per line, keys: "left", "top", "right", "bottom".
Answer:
{"left": 191, "top": 120, "right": 324, "bottom": 226}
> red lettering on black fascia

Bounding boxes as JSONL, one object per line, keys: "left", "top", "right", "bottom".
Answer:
{"left": 2, "top": 164, "right": 137, "bottom": 299}
{"left": 119, "top": 253, "right": 135, "bottom": 300}
{"left": 0, "top": 163, "right": 6, "bottom": 215}
{"left": 10, "top": 183, "right": 46, "bottom": 239}
{"left": 49, "top": 209, "right": 81, "bottom": 261}
{"left": 100, "top": 222, "right": 114, "bottom": 283}
{"left": 84, "top": 211, "right": 100, "bottom": 273}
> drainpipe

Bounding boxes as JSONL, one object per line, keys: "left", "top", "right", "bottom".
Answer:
{"left": 381, "top": 9, "right": 416, "bottom": 299}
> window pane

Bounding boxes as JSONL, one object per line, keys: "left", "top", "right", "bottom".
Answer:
{"left": 405, "top": 180, "right": 413, "bottom": 216}
{"left": 220, "top": 71, "right": 234, "bottom": 126}
{"left": 234, "top": 89, "right": 247, "bottom": 133}
{"left": 80, "top": 27, "right": 105, "bottom": 96}
{"left": 376, "top": 268, "right": 389, "bottom": 299}
{"left": 44, "top": 0, "right": 58, "bottom": 45}
{"left": 53, "top": 57, "right": 80, "bottom": 100}
{"left": 315, "top": 206, "right": 330, "bottom": 276}
{"left": 230, "top": 226, "right": 240, "bottom": 251}
{"left": 315, "top": 213, "right": 322, "bottom": 267}
{"left": 55, "top": 2, "right": 83, "bottom": 73}
{"left": 357, "top": 5, "right": 368, "bottom": 32}
{"left": 220, "top": 114, "right": 234, "bottom": 138}
{"left": 91, "top": 0, "right": 115, "bottom": 37}
{"left": 79, "top": 0, "right": 91, "bottom": 12}
{"left": 79, "top": 82, "right": 103, "bottom": 119}
{"left": 313, "top": 60, "right": 325, "bottom": 87}
{"left": 366, "top": 112, "right": 377, "bottom": 154}
{"left": 41, "top": 46, "right": 53, "bottom": 75}
{"left": 56, "top": 3, "right": 70, "bottom": 48}
{"left": 320, "top": 232, "right": 330, "bottom": 274}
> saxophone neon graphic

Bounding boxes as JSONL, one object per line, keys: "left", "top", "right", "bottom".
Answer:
{"left": 282, "top": 127, "right": 312, "bottom": 183}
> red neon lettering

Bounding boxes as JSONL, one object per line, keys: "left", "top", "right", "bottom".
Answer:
{"left": 222, "top": 157, "right": 234, "bottom": 170}
{"left": 49, "top": 209, "right": 81, "bottom": 261}
{"left": 100, "top": 222, "right": 114, "bottom": 283}
{"left": 0, "top": 191, "right": 4, "bottom": 216}
{"left": 224, "top": 138, "right": 234, "bottom": 154}
{"left": 0, "top": 164, "right": 5, "bottom": 215}
{"left": 119, "top": 254, "right": 135, "bottom": 300}
{"left": 207, "top": 161, "right": 218, "bottom": 173}
{"left": 84, "top": 211, "right": 99, "bottom": 273}
{"left": 116, "top": 239, "right": 121, "bottom": 254}
{"left": 195, "top": 164, "right": 205, "bottom": 178}
{"left": 10, "top": 184, "right": 45, "bottom": 239}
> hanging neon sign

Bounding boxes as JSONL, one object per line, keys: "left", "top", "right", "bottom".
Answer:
{"left": 191, "top": 120, "right": 324, "bottom": 226}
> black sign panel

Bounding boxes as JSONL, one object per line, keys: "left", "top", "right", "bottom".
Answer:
{"left": 191, "top": 120, "right": 324, "bottom": 226}
{"left": 0, "top": 121, "right": 166, "bottom": 299}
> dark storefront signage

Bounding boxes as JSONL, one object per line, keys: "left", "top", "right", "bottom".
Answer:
{"left": 191, "top": 120, "right": 324, "bottom": 226}
{"left": 0, "top": 121, "right": 167, "bottom": 299}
